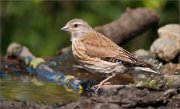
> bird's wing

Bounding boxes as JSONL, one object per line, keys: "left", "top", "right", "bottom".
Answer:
{"left": 81, "top": 32, "right": 153, "bottom": 68}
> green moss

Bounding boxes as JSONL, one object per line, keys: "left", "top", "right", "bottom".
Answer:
{"left": 132, "top": 80, "right": 160, "bottom": 89}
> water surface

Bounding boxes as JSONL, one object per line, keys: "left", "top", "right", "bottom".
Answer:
{"left": 0, "top": 73, "right": 83, "bottom": 104}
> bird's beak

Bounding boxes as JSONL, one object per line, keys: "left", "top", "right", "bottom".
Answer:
{"left": 60, "top": 25, "right": 69, "bottom": 31}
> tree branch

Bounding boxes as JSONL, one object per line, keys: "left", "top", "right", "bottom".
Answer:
{"left": 95, "top": 8, "right": 159, "bottom": 45}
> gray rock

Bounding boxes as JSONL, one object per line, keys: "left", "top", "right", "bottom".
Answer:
{"left": 150, "top": 24, "right": 180, "bottom": 62}
{"left": 158, "top": 24, "right": 180, "bottom": 41}
{"left": 133, "top": 49, "right": 155, "bottom": 59}
{"left": 151, "top": 38, "right": 179, "bottom": 62}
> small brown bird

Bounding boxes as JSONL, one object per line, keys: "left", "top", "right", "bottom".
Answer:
{"left": 61, "top": 19, "right": 160, "bottom": 93}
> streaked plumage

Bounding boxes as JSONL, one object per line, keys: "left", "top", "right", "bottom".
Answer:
{"left": 61, "top": 19, "right": 160, "bottom": 93}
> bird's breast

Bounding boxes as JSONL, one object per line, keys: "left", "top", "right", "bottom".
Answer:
{"left": 72, "top": 41, "right": 86, "bottom": 60}
{"left": 72, "top": 41, "right": 98, "bottom": 65}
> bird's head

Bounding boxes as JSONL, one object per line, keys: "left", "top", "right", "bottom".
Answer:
{"left": 61, "top": 19, "right": 93, "bottom": 41}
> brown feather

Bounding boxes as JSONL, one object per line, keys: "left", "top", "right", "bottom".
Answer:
{"left": 79, "top": 31, "right": 154, "bottom": 69}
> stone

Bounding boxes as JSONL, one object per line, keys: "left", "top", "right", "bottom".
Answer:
{"left": 160, "top": 63, "right": 180, "bottom": 75}
{"left": 158, "top": 24, "right": 180, "bottom": 41}
{"left": 150, "top": 24, "right": 180, "bottom": 62}
{"left": 151, "top": 38, "right": 179, "bottom": 62}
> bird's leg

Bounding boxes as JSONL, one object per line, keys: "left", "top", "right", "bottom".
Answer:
{"left": 95, "top": 73, "right": 116, "bottom": 93}
{"left": 103, "top": 82, "right": 111, "bottom": 85}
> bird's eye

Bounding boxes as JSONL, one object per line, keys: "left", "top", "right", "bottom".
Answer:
{"left": 73, "top": 24, "right": 78, "bottom": 28}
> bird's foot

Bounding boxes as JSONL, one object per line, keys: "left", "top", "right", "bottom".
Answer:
{"left": 93, "top": 74, "right": 116, "bottom": 93}
{"left": 93, "top": 82, "right": 111, "bottom": 93}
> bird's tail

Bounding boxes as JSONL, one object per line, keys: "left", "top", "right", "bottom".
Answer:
{"left": 134, "top": 66, "right": 161, "bottom": 75}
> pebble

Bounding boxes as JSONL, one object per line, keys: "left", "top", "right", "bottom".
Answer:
{"left": 150, "top": 24, "right": 180, "bottom": 62}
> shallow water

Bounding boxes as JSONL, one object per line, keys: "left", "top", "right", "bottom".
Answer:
{"left": 0, "top": 74, "right": 83, "bottom": 104}
{"left": 0, "top": 73, "right": 83, "bottom": 104}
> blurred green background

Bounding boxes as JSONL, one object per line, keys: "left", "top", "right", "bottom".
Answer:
{"left": 1, "top": 0, "right": 179, "bottom": 57}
